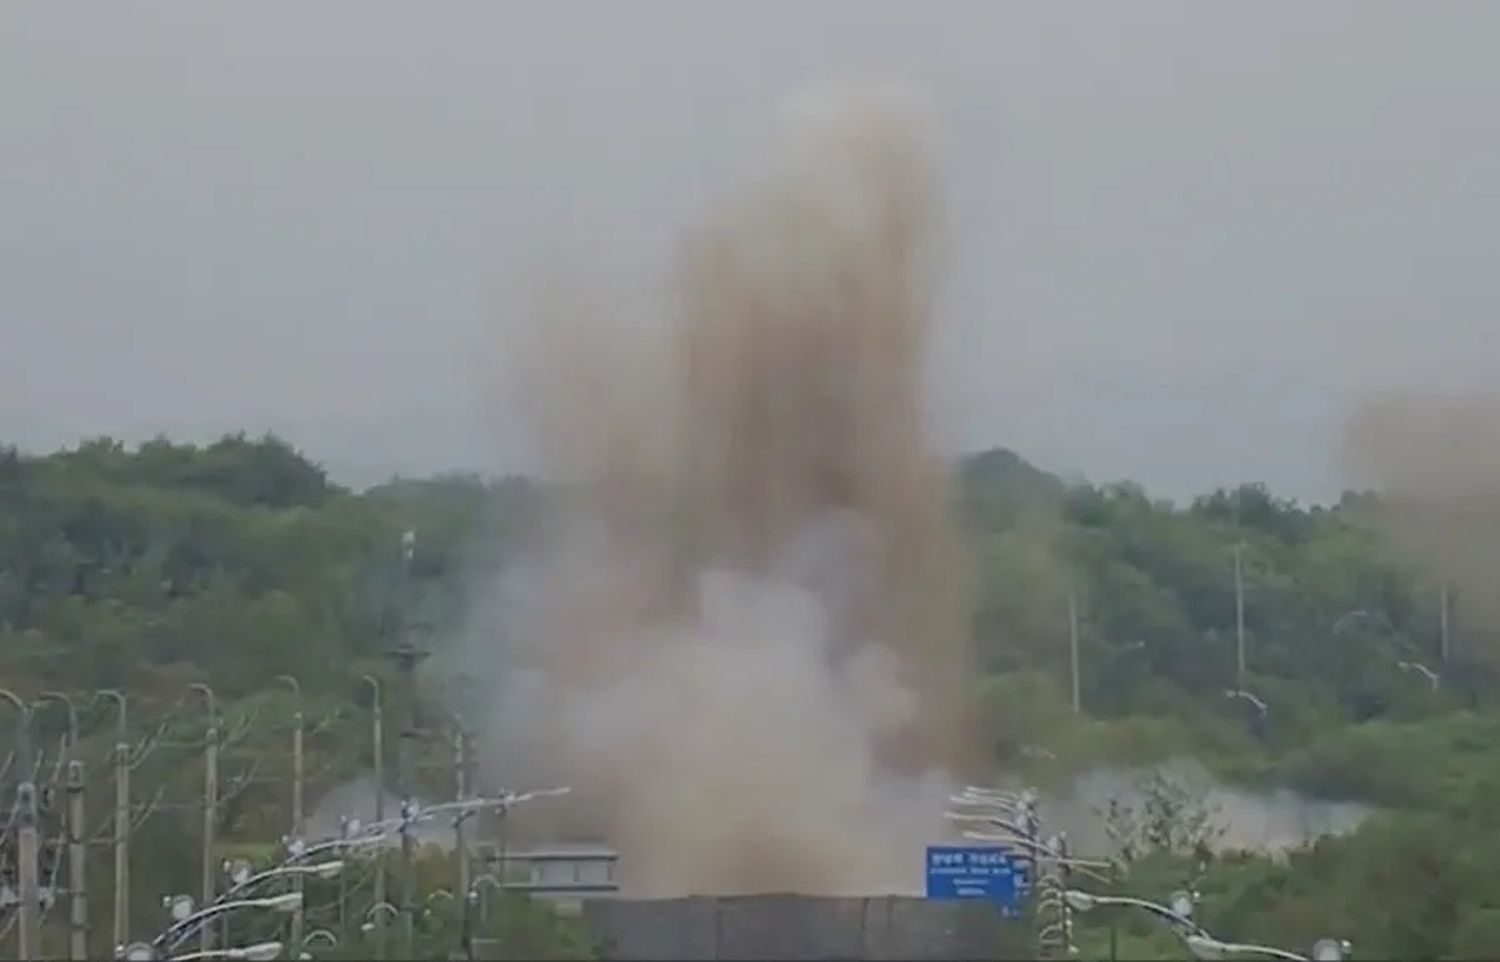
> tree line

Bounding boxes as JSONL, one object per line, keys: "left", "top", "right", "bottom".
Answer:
{"left": 2, "top": 434, "right": 1498, "bottom": 958}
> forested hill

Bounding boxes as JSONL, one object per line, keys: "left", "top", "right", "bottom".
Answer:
{"left": 9, "top": 434, "right": 1500, "bottom": 956}
{"left": 0, "top": 433, "right": 1482, "bottom": 722}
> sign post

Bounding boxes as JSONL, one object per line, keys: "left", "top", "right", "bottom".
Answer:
{"left": 925, "top": 846, "right": 1029, "bottom": 917}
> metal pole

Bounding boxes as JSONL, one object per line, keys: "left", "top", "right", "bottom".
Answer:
{"left": 400, "top": 797, "right": 416, "bottom": 962}
{"left": 455, "top": 729, "right": 470, "bottom": 898}
{"left": 462, "top": 886, "right": 478, "bottom": 962}
{"left": 363, "top": 674, "right": 387, "bottom": 961}
{"left": 2, "top": 692, "right": 38, "bottom": 961}
{"left": 95, "top": 691, "right": 129, "bottom": 954}
{"left": 18, "top": 781, "right": 40, "bottom": 961}
{"left": 38, "top": 692, "right": 83, "bottom": 961}
{"left": 1233, "top": 544, "right": 1246, "bottom": 689}
{"left": 278, "top": 677, "right": 305, "bottom": 954}
{"left": 190, "top": 684, "right": 218, "bottom": 954}
{"left": 66, "top": 759, "right": 87, "bottom": 961}
{"left": 1067, "top": 593, "right": 1081, "bottom": 715}
{"left": 1440, "top": 581, "right": 1451, "bottom": 663}
{"left": 389, "top": 529, "right": 426, "bottom": 962}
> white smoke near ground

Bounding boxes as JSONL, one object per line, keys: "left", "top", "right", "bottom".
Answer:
{"left": 1039, "top": 760, "right": 1375, "bottom": 860}
{"left": 449, "top": 85, "right": 972, "bottom": 897}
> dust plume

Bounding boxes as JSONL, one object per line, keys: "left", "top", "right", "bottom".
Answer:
{"left": 465, "top": 85, "right": 973, "bottom": 897}
{"left": 1340, "top": 390, "right": 1500, "bottom": 655}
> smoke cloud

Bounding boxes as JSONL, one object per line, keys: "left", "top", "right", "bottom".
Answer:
{"left": 460, "top": 85, "right": 972, "bottom": 897}
{"left": 1340, "top": 390, "right": 1500, "bottom": 653}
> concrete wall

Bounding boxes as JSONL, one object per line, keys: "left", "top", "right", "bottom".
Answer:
{"left": 583, "top": 895, "right": 1032, "bottom": 960}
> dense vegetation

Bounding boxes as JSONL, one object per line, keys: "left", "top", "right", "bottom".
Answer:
{"left": 1, "top": 434, "right": 1496, "bottom": 958}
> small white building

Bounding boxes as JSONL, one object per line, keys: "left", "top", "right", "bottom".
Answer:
{"left": 486, "top": 842, "right": 620, "bottom": 904}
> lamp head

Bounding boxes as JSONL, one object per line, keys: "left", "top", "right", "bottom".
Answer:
{"left": 165, "top": 894, "right": 195, "bottom": 922}
{"left": 1062, "top": 890, "right": 1097, "bottom": 914}
{"left": 233, "top": 942, "right": 286, "bottom": 962}
{"left": 224, "top": 858, "right": 253, "bottom": 887}
{"left": 1186, "top": 935, "right": 1229, "bottom": 961}
{"left": 312, "top": 859, "right": 344, "bottom": 880}
{"left": 264, "top": 891, "right": 303, "bottom": 913}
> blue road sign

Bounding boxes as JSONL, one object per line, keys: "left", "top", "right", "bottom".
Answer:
{"left": 925, "top": 845, "right": 1027, "bottom": 914}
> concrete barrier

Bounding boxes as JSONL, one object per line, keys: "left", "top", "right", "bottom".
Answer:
{"left": 583, "top": 894, "right": 1031, "bottom": 960}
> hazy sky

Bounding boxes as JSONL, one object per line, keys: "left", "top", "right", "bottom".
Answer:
{"left": 4, "top": 2, "right": 1498, "bottom": 501}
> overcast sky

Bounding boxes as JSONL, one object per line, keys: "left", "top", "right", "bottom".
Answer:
{"left": 4, "top": 2, "right": 1498, "bottom": 502}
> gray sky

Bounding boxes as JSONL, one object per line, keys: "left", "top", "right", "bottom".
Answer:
{"left": 4, "top": 2, "right": 1498, "bottom": 502}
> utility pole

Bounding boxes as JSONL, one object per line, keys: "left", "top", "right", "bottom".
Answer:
{"left": 362, "top": 675, "right": 386, "bottom": 961}
{"left": 66, "top": 759, "right": 87, "bottom": 961}
{"left": 385, "top": 529, "right": 429, "bottom": 962}
{"left": 454, "top": 726, "right": 474, "bottom": 960}
{"left": 278, "top": 676, "right": 306, "bottom": 955}
{"left": 96, "top": 691, "right": 130, "bottom": 955}
{"left": 190, "top": 684, "right": 218, "bottom": 954}
{"left": 455, "top": 727, "right": 471, "bottom": 899}
{"left": 1233, "top": 544, "right": 1246, "bottom": 690}
{"left": 3, "top": 692, "right": 38, "bottom": 962}
{"left": 18, "top": 781, "right": 40, "bottom": 961}
{"left": 1067, "top": 592, "right": 1081, "bottom": 715}
{"left": 1439, "top": 581, "right": 1451, "bottom": 663}
{"left": 38, "top": 691, "right": 82, "bottom": 961}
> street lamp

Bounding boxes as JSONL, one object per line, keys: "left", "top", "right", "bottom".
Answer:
{"left": 1, "top": 688, "right": 40, "bottom": 960}
{"left": 302, "top": 929, "right": 339, "bottom": 950}
{"left": 958, "top": 833, "right": 1115, "bottom": 883}
{"left": 1224, "top": 689, "right": 1268, "bottom": 717}
{"left": 1185, "top": 934, "right": 1337, "bottom": 961}
{"left": 1331, "top": 609, "right": 1392, "bottom": 636}
{"left": 1064, "top": 889, "right": 1349, "bottom": 961}
{"left": 1064, "top": 889, "right": 1208, "bottom": 937}
{"left": 164, "top": 943, "right": 285, "bottom": 962}
{"left": 1397, "top": 660, "right": 1440, "bottom": 691}
{"left": 222, "top": 859, "right": 344, "bottom": 900}
{"left": 945, "top": 811, "right": 1032, "bottom": 835}
{"left": 94, "top": 688, "right": 132, "bottom": 953}
{"left": 187, "top": 683, "right": 218, "bottom": 954}
{"left": 275, "top": 675, "right": 307, "bottom": 955}
{"left": 358, "top": 672, "right": 386, "bottom": 960}
{"left": 361, "top": 901, "right": 401, "bottom": 934}
{"left": 152, "top": 892, "right": 303, "bottom": 955}
{"left": 1312, "top": 939, "right": 1354, "bottom": 961}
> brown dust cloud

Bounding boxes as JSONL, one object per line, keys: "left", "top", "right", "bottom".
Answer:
{"left": 459, "top": 86, "right": 976, "bottom": 898}
{"left": 1341, "top": 390, "right": 1500, "bottom": 657}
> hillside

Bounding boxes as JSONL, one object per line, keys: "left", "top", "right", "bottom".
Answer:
{"left": 0, "top": 434, "right": 1497, "bottom": 957}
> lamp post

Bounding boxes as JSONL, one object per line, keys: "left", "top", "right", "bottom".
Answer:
{"left": 220, "top": 860, "right": 345, "bottom": 903}
{"left": 119, "top": 940, "right": 285, "bottom": 962}
{"left": 149, "top": 892, "right": 303, "bottom": 957}
{"left": 164, "top": 943, "right": 284, "bottom": 962}
{"left": 188, "top": 684, "right": 218, "bottom": 953}
{"left": 1068, "top": 592, "right": 1081, "bottom": 715}
{"left": 1224, "top": 689, "right": 1269, "bottom": 739}
{"left": 1439, "top": 581, "right": 1451, "bottom": 663}
{"left": 0, "top": 689, "right": 38, "bottom": 961}
{"left": 951, "top": 785, "right": 1073, "bottom": 956}
{"left": 276, "top": 676, "right": 306, "bottom": 954}
{"left": 187, "top": 857, "right": 345, "bottom": 958}
{"left": 38, "top": 690, "right": 87, "bottom": 961}
{"left": 1233, "top": 544, "right": 1247, "bottom": 690}
{"left": 95, "top": 689, "right": 131, "bottom": 953}
{"left": 301, "top": 928, "right": 339, "bottom": 954}
{"left": 452, "top": 725, "right": 473, "bottom": 938}
{"left": 360, "top": 674, "right": 386, "bottom": 960}
{"left": 1063, "top": 889, "right": 1350, "bottom": 961}
{"left": 1397, "top": 660, "right": 1440, "bottom": 692}
{"left": 384, "top": 528, "right": 429, "bottom": 962}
